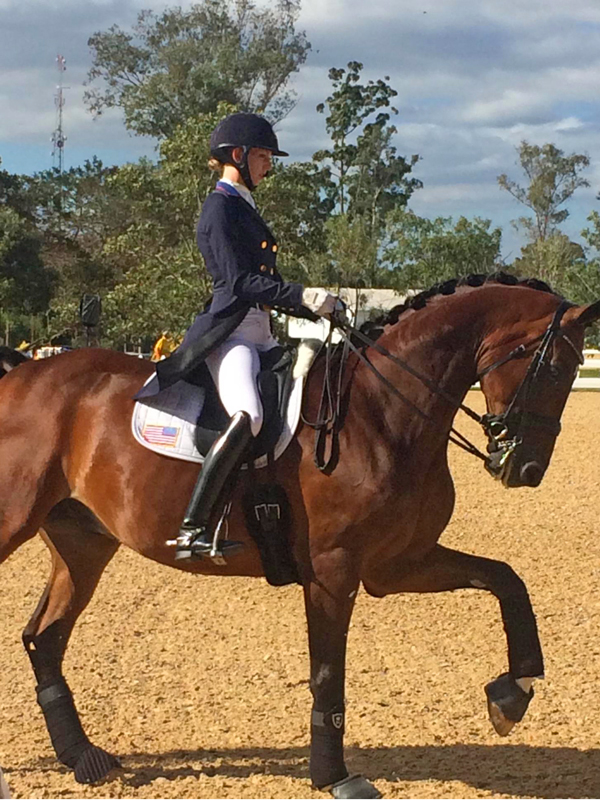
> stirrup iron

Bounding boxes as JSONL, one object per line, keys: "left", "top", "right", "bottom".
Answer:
{"left": 169, "top": 503, "right": 243, "bottom": 564}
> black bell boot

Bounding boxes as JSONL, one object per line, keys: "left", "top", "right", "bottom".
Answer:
{"left": 171, "top": 410, "right": 253, "bottom": 562}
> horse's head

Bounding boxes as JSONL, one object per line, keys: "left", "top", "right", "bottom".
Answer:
{"left": 478, "top": 296, "right": 600, "bottom": 488}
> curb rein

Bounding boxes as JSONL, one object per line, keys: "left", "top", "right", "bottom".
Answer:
{"left": 304, "top": 301, "right": 583, "bottom": 471}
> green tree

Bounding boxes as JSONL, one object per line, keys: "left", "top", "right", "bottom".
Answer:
{"left": 85, "top": 0, "right": 310, "bottom": 138}
{"left": 385, "top": 211, "right": 503, "bottom": 292}
{"left": 100, "top": 108, "right": 230, "bottom": 341}
{"left": 0, "top": 158, "right": 57, "bottom": 344}
{"left": 348, "top": 121, "right": 420, "bottom": 239}
{"left": 20, "top": 159, "right": 132, "bottom": 340}
{"left": 311, "top": 62, "right": 421, "bottom": 291}
{"left": 579, "top": 211, "right": 600, "bottom": 300}
{"left": 313, "top": 61, "right": 419, "bottom": 221}
{"left": 512, "top": 233, "right": 587, "bottom": 295}
{"left": 323, "top": 214, "right": 379, "bottom": 288}
{"left": 0, "top": 205, "right": 56, "bottom": 345}
{"left": 498, "top": 141, "right": 590, "bottom": 242}
{"left": 0, "top": 205, "right": 52, "bottom": 313}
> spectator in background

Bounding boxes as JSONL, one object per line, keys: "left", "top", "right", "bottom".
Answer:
{"left": 151, "top": 331, "right": 175, "bottom": 362}
{"left": 16, "top": 340, "right": 32, "bottom": 357}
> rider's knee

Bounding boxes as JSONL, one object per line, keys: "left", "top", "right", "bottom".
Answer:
{"left": 249, "top": 407, "right": 263, "bottom": 438}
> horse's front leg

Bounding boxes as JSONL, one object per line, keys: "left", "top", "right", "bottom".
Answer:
{"left": 304, "top": 548, "right": 381, "bottom": 799}
{"left": 365, "top": 543, "right": 543, "bottom": 736}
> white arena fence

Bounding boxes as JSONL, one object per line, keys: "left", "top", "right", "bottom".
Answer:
{"left": 574, "top": 349, "right": 600, "bottom": 390}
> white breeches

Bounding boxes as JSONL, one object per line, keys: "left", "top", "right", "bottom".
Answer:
{"left": 205, "top": 309, "right": 278, "bottom": 437}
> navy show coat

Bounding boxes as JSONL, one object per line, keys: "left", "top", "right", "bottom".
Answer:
{"left": 135, "top": 183, "right": 310, "bottom": 401}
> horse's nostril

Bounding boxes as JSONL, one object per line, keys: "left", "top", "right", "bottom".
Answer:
{"left": 519, "top": 461, "right": 543, "bottom": 487}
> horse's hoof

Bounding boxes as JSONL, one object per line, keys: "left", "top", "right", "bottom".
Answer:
{"left": 485, "top": 672, "right": 534, "bottom": 737}
{"left": 330, "top": 774, "right": 382, "bottom": 799}
{"left": 74, "top": 746, "right": 121, "bottom": 784}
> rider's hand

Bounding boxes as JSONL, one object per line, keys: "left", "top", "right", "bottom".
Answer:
{"left": 302, "top": 288, "right": 338, "bottom": 317}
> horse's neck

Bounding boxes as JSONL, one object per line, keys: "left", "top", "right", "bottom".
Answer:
{"left": 369, "top": 297, "right": 482, "bottom": 439}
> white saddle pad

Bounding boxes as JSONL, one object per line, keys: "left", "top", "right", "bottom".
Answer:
{"left": 132, "top": 363, "right": 309, "bottom": 470}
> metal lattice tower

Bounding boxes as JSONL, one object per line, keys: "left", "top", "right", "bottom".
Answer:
{"left": 51, "top": 54, "right": 67, "bottom": 172}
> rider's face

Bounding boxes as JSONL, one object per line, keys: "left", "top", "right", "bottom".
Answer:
{"left": 247, "top": 148, "right": 273, "bottom": 187}
{"left": 228, "top": 147, "right": 273, "bottom": 189}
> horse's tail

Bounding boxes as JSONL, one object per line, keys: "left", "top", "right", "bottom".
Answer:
{"left": 0, "top": 347, "right": 28, "bottom": 379}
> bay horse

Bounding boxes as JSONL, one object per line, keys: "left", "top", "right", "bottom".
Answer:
{"left": 0, "top": 275, "right": 599, "bottom": 799}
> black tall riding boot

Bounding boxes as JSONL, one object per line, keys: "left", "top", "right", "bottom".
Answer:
{"left": 173, "top": 410, "right": 253, "bottom": 561}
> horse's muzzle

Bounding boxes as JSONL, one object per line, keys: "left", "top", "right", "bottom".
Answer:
{"left": 517, "top": 461, "right": 544, "bottom": 487}
{"left": 485, "top": 448, "right": 545, "bottom": 488}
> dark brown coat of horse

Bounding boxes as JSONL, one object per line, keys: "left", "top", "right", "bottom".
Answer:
{"left": 1, "top": 277, "right": 599, "bottom": 798}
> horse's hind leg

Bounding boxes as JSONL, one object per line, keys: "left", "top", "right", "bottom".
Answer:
{"left": 366, "top": 543, "right": 543, "bottom": 736}
{"left": 22, "top": 500, "right": 121, "bottom": 784}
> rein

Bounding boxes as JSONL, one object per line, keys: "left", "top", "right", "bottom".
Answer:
{"left": 334, "top": 322, "right": 490, "bottom": 463}
{"left": 305, "top": 300, "right": 583, "bottom": 471}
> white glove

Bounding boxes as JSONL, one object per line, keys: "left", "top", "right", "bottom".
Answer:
{"left": 302, "top": 288, "right": 338, "bottom": 317}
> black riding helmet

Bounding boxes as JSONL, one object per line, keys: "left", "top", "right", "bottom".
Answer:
{"left": 210, "top": 112, "right": 288, "bottom": 191}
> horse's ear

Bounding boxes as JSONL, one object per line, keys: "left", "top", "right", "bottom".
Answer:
{"left": 564, "top": 299, "right": 600, "bottom": 328}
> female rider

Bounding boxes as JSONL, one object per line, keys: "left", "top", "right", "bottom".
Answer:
{"left": 136, "top": 112, "right": 338, "bottom": 561}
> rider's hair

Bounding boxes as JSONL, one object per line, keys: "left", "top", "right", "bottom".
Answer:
{"left": 208, "top": 157, "right": 225, "bottom": 174}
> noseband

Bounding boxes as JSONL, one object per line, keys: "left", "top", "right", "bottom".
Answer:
{"left": 327, "top": 300, "right": 584, "bottom": 469}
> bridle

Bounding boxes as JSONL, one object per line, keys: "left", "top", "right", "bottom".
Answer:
{"left": 476, "top": 300, "right": 584, "bottom": 474}
{"left": 306, "top": 300, "right": 584, "bottom": 472}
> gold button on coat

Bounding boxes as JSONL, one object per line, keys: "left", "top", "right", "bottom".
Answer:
{"left": 260, "top": 264, "right": 267, "bottom": 272}
{"left": 272, "top": 244, "right": 278, "bottom": 252}
{"left": 261, "top": 241, "right": 268, "bottom": 249}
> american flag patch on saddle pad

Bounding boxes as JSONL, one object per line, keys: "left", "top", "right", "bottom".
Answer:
{"left": 141, "top": 424, "right": 180, "bottom": 447}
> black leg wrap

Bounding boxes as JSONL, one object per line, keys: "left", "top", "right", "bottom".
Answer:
{"left": 37, "top": 680, "right": 120, "bottom": 783}
{"left": 485, "top": 672, "right": 534, "bottom": 723}
{"left": 500, "top": 595, "right": 544, "bottom": 677}
{"left": 310, "top": 706, "right": 347, "bottom": 789}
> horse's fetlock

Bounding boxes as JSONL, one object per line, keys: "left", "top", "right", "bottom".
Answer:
{"left": 36, "top": 679, "right": 91, "bottom": 767}
{"left": 310, "top": 718, "right": 346, "bottom": 790}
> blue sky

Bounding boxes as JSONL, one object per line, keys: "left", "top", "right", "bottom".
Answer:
{"left": 1, "top": 0, "right": 600, "bottom": 260}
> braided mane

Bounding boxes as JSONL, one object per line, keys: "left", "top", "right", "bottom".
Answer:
{"left": 363, "top": 271, "right": 560, "bottom": 337}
